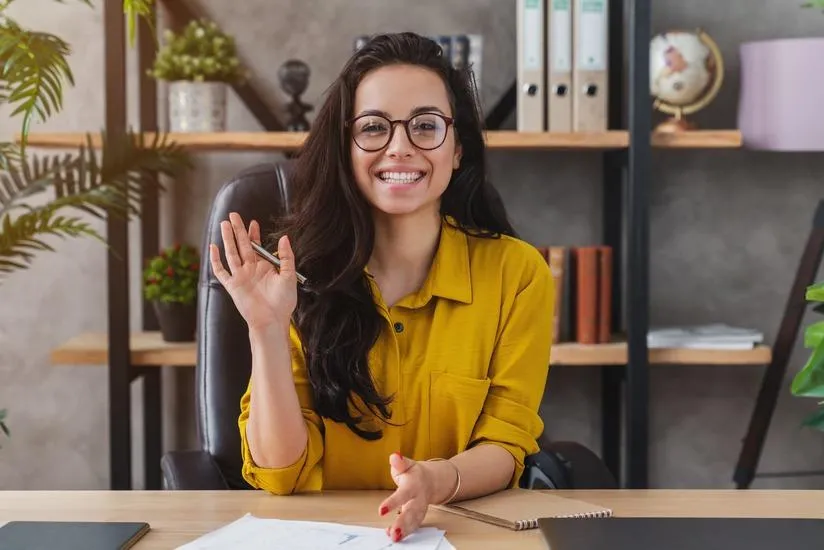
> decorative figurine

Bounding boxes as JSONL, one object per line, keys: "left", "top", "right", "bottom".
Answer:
{"left": 278, "top": 59, "right": 313, "bottom": 132}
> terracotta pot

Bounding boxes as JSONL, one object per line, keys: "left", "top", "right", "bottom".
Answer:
{"left": 153, "top": 300, "right": 197, "bottom": 342}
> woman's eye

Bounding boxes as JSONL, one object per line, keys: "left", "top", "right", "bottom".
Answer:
{"left": 361, "top": 123, "right": 387, "bottom": 133}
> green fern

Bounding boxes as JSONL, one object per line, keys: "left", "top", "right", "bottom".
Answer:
{"left": 0, "top": 130, "right": 191, "bottom": 277}
{"left": 123, "top": 0, "right": 156, "bottom": 46}
{"left": 0, "top": 17, "right": 75, "bottom": 151}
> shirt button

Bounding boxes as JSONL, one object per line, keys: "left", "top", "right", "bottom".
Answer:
{"left": 393, "top": 322, "right": 404, "bottom": 333}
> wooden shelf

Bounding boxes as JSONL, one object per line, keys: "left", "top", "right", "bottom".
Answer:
{"left": 50, "top": 331, "right": 771, "bottom": 367}
{"left": 551, "top": 341, "right": 772, "bottom": 365}
{"left": 50, "top": 331, "right": 196, "bottom": 366}
{"left": 19, "top": 129, "right": 742, "bottom": 152}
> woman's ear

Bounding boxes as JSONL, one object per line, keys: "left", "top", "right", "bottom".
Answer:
{"left": 453, "top": 142, "right": 462, "bottom": 170}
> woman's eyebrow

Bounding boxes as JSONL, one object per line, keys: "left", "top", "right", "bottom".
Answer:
{"left": 354, "top": 106, "right": 447, "bottom": 119}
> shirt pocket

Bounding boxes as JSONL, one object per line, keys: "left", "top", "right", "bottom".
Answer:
{"left": 428, "top": 371, "right": 491, "bottom": 458}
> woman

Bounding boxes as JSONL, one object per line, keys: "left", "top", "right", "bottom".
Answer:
{"left": 210, "top": 32, "right": 555, "bottom": 542}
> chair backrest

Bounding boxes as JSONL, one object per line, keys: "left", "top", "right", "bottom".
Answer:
{"left": 195, "top": 161, "right": 293, "bottom": 489}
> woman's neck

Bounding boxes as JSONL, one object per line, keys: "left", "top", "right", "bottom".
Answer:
{"left": 367, "top": 209, "right": 442, "bottom": 306}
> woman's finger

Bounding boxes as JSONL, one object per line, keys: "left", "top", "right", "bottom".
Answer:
{"left": 209, "top": 243, "right": 231, "bottom": 286}
{"left": 249, "top": 219, "right": 261, "bottom": 244}
{"left": 378, "top": 484, "right": 414, "bottom": 517}
{"left": 389, "top": 500, "right": 427, "bottom": 543}
{"left": 276, "top": 235, "right": 296, "bottom": 282}
{"left": 230, "top": 212, "right": 256, "bottom": 266}
{"left": 220, "top": 220, "right": 242, "bottom": 271}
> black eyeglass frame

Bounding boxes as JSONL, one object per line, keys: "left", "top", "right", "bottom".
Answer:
{"left": 346, "top": 112, "right": 456, "bottom": 152}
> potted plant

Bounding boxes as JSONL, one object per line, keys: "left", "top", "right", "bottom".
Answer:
{"left": 790, "top": 283, "right": 824, "bottom": 428}
{"left": 149, "top": 18, "right": 246, "bottom": 132}
{"left": 143, "top": 243, "right": 199, "bottom": 342}
{"left": 736, "top": 2, "right": 824, "bottom": 150}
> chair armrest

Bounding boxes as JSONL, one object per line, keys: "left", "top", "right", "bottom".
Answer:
{"left": 538, "top": 440, "right": 618, "bottom": 489}
{"left": 520, "top": 440, "right": 618, "bottom": 490}
{"left": 160, "top": 450, "right": 230, "bottom": 490}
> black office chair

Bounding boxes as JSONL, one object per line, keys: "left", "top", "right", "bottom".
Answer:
{"left": 159, "top": 162, "right": 617, "bottom": 491}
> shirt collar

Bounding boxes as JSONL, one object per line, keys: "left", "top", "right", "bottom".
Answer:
{"left": 396, "top": 216, "right": 472, "bottom": 308}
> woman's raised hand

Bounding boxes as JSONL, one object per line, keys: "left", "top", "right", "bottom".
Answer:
{"left": 209, "top": 212, "right": 298, "bottom": 331}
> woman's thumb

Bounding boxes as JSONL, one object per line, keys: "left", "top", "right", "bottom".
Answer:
{"left": 277, "top": 235, "right": 296, "bottom": 280}
{"left": 389, "top": 452, "right": 414, "bottom": 474}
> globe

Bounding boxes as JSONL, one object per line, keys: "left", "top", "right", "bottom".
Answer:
{"left": 649, "top": 29, "right": 724, "bottom": 132}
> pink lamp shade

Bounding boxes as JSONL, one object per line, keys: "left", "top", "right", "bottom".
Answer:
{"left": 738, "top": 37, "right": 824, "bottom": 151}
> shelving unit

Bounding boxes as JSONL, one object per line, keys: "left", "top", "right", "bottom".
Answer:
{"left": 50, "top": 331, "right": 772, "bottom": 367}
{"left": 22, "top": 129, "right": 743, "bottom": 151}
{"left": 44, "top": 0, "right": 768, "bottom": 491}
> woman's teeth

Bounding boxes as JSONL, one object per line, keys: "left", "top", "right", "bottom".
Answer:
{"left": 378, "top": 171, "right": 424, "bottom": 184}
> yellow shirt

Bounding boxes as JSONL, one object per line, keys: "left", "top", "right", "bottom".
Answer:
{"left": 238, "top": 217, "right": 555, "bottom": 495}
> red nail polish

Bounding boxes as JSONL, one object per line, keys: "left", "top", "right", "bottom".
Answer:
{"left": 394, "top": 528, "right": 402, "bottom": 541}
{"left": 379, "top": 506, "right": 388, "bottom": 516}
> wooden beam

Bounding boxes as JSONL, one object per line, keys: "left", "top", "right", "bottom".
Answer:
{"left": 157, "top": 0, "right": 285, "bottom": 131}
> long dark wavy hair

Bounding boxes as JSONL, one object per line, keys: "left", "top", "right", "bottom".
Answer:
{"left": 270, "top": 32, "right": 516, "bottom": 440}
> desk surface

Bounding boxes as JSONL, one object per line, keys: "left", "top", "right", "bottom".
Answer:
{"left": 1, "top": 490, "right": 822, "bottom": 549}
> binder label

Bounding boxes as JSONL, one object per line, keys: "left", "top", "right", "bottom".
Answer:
{"left": 551, "top": 0, "right": 572, "bottom": 72}
{"left": 523, "top": 0, "right": 543, "bottom": 70}
{"left": 577, "top": 0, "right": 607, "bottom": 71}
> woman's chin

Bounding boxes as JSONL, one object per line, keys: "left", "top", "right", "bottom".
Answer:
{"left": 370, "top": 197, "right": 435, "bottom": 218}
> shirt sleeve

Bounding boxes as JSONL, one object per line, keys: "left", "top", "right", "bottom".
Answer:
{"left": 467, "top": 247, "right": 555, "bottom": 487}
{"left": 238, "top": 324, "right": 325, "bottom": 495}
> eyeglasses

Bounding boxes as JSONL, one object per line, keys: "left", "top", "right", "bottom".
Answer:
{"left": 348, "top": 112, "right": 455, "bottom": 152}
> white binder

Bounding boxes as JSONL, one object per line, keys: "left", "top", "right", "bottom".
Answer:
{"left": 572, "top": 0, "right": 609, "bottom": 131}
{"left": 546, "top": 0, "right": 573, "bottom": 131}
{"left": 517, "top": 0, "right": 546, "bottom": 131}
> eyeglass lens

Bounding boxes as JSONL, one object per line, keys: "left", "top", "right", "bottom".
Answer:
{"left": 352, "top": 114, "right": 448, "bottom": 151}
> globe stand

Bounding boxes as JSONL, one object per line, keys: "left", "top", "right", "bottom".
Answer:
{"left": 655, "top": 108, "right": 696, "bottom": 133}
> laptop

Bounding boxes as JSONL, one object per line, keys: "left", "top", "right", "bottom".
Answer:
{"left": 539, "top": 517, "right": 824, "bottom": 549}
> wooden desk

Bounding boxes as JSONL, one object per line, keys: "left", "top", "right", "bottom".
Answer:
{"left": 1, "top": 490, "right": 822, "bottom": 549}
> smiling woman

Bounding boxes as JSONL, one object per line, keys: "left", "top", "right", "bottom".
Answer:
{"left": 209, "top": 32, "right": 555, "bottom": 544}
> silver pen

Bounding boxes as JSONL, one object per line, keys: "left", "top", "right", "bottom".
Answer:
{"left": 250, "top": 240, "right": 308, "bottom": 285}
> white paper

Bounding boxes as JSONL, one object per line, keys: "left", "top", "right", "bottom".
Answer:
{"left": 176, "top": 513, "right": 453, "bottom": 550}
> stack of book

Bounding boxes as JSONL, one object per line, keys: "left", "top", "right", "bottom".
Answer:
{"left": 647, "top": 324, "right": 764, "bottom": 350}
{"left": 535, "top": 245, "right": 612, "bottom": 345}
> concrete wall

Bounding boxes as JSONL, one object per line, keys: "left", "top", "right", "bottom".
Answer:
{"left": 1, "top": 0, "right": 823, "bottom": 490}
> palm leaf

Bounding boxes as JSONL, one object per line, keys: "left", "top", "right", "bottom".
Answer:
{"left": 0, "top": 130, "right": 191, "bottom": 278}
{"left": 123, "top": 0, "right": 156, "bottom": 46}
{"left": 0, "top": 19, "right": 73, "bottom": 149}
{"left": 0, "top": 200, "right": 102, "bottom": 275}
{"left": 0, "top": 142, "right": 21, "bottom": 171}
{"left": 0, "top": 130, "right": 190, "bottom": 221}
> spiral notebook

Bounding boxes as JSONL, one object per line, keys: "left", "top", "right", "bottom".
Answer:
{"left": 433, "top": 488, "right": 612, "bottom": 531}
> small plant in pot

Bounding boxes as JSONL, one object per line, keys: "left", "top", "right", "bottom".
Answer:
{"left": 149, "top": 18, "right": 246, "bottom": 132}
{"left": 791, "top": 282, "right": 824, "bottom": 428}
{"left": 143, "top": 244, "right": 199, "bottom": 342}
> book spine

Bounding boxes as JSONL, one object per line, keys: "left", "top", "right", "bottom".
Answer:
{"left": 575, "top": 246, "right": 599, "bottom": 344}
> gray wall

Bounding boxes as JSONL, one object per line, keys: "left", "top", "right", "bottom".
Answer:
{"left": 1, "top": 0, "right": 823, "bottom": 490}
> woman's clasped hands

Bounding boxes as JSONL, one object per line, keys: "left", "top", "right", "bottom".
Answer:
{"left": 378, "top": 452, "right": 459, "bottom": 542}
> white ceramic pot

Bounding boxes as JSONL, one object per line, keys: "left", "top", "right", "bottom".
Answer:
{"left": 168, "top": 81, "right": 227, "bottom": 132}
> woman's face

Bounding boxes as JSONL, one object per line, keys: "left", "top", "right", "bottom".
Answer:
{"left": 349, "top": 64, "right": 461, "bottom": 219}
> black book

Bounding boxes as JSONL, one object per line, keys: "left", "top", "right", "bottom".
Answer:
{"left": 0, "top": 520, "right": 150, "bottom": 550}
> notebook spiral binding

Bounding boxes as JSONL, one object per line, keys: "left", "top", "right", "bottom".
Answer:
{"left": 515, "top": 509, "right": 613, "bottom": 530}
